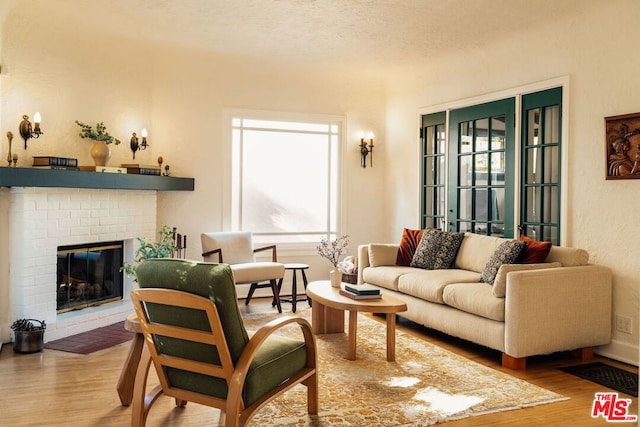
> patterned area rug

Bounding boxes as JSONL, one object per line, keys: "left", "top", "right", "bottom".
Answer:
{"left": 244, "top": 309, "right": 567, "bottom": 426}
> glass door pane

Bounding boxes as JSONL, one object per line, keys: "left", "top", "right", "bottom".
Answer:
{"left": 448, "top": 98, "right": 515, "bottom": 237}
{"left": 521, "top": 87, "right": 562, "bottom": 245}
{"left": 421, "top": 112, "right": 446, "bottom": 229}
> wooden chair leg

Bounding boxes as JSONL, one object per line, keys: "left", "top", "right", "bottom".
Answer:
{"left": 131, "top": 347, "right": 163, "bottom": 427}
{"left": 245, "top": 283, "right": 257, "bottom": 305}
{"left": 271, "top": 279, "right": 282, "bottom": 313}
{"left": 304, "top": 372, "right": 318, "bottom": 415}
{"left": 273, "top": 278, "right": 284, "bottom": 307}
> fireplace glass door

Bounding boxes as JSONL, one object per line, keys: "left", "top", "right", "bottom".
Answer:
{"left": 56, "top": 241, "right": 124, "bottom": 313}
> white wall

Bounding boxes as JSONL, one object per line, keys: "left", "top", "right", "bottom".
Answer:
{"left": 384, "top": 0, "right": 640, "bottom": 365}
{"left": 0, "top": 3, "right": 387, "bottom": 330}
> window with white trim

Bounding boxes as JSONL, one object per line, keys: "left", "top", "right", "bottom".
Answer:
{"left": 230, "top": 112, "right": 342, "bottom": 244}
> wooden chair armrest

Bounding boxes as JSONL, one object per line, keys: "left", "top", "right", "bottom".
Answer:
{"left": 227, "top": 316, "right": 317, "bottom": 406}
{"left": 253, "top": 244, "right": 278, "bottom": 262}
{"left": 201, "top": 248, "right": 223, "bottom": 263}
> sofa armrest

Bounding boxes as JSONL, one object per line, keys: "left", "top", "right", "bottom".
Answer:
{"left": 357, "top": 244, "right": 370, "bottom": 285}
{"left": 504, "top": 265, "right": 612, "bottom": 358}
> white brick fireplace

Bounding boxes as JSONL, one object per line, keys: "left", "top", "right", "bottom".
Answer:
{"left": 4, "top": 187, "right": 157, "bottom": 342}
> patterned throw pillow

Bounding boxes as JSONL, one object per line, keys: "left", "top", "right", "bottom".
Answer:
{"left": 411, "top": 230, "right": 464, "bottom": 270}
{"left": 480, "top": 240, "right": 526, "bottom": 285}
{"left": 433, "top": 232, "right": 464, "bottom": 269}
{"left": 410, "top": 229, "right": 442, "bottom": 269}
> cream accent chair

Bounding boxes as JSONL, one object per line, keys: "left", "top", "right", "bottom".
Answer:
{"left": 201, "top": 231, "right": 285, "bottom": 313}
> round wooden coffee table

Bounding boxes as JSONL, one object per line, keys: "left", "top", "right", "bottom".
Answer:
{"left": 306, "top": 280, "right": 407, "bottom": 362}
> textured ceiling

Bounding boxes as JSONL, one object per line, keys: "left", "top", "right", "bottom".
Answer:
{"left": 12, "top": 0, "right": 596, "bottom": 73}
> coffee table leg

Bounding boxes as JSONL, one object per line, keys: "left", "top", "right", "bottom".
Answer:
{"left": 347, "top": 310, "right": 357, "bottom": 360}
{"left": 386, "top": 313, "right": 396, "bottom": 362}
{"left": 311, "top": 300, "right": 344, "bottom": 334}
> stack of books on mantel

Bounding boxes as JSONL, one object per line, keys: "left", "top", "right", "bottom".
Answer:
{"left": 339, "top": 283, "right": 382, "bottom": 300}
{"left": 32, "top": 156, "right": 79, "bottom": 170}
{"left": 120, "top": 164, "right": 161, "bottom": 175}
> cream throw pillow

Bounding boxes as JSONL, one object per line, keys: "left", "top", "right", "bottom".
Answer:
{"left": 492, "top": 262, "right": 562, "bottom": 297}
{"left": 368, "top": 244, "right": 399, "bottom": 267}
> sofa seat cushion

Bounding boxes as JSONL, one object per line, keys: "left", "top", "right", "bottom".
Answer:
{"left": 231, "top": 262, "right": 285, "bottom": 284}
{"left": 443, "top": 283, "right": 505, "bottom": 322}
{"left": 362, "top": 266, "right": 416, "bottom": 291}
{"left": 397, "top": 269, "right": 481, "bottom": 304}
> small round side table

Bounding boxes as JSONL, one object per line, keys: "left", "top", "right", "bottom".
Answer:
{"left": 275, "top": 263, "right": 310, "bottom": 313}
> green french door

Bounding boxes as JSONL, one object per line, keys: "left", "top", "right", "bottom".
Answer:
{"left": 447, "top": 99, "right": 516, "bottom": 237}
{"left": 420, "top": 112, "right": 447, "bottom": 229}
{"left": 520, "top": 87, "right": 562, "bottom": 244}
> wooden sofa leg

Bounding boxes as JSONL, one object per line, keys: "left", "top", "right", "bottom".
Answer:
{"left": 502, "top": 353, "right": 526, "bottom": 370}
{"left": 572, "top": 347, "right": 594, "bottom": 361}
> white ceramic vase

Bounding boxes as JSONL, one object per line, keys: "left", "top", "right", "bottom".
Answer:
{"left": 329, "top": 269, "right": 342, "bottom": 288}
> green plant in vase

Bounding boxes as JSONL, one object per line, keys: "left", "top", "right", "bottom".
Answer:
{"left": 75, "top": 120, "right": 121, "bottom": 166}
{"left": 121, "top": 225, "right": 179, "bottom": 282}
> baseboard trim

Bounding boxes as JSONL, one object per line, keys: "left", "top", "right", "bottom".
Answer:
{"left": 595, "top": 339, "right": 639, "bottom": 366}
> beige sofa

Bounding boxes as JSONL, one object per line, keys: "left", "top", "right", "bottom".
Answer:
{"left": 357, "top": 232, "right": 612, "bottom": 369}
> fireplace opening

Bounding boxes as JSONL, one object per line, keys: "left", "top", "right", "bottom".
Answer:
{"left": 56, "top": 241, "right": 124, "bottom": 313}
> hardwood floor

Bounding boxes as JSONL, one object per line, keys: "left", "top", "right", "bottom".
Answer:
{"left": 0, "top": 298, "right": 636, "bottom": 426}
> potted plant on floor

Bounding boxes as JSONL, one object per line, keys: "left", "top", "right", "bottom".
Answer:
{"left": 11, "top": 318, "right": 46, "bottom": 353}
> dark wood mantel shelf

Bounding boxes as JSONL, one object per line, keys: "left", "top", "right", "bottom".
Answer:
{"left": 0, "top": 167, "right": 194, "bottom": 191}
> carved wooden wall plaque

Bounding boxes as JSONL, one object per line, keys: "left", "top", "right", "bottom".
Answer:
{"left": 606, "top": 112, "right": 640, "bottom": 179}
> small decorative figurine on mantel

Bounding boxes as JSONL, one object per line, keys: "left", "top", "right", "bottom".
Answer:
{"left": 6, "top": 131, "right": 14, "bottom": 166}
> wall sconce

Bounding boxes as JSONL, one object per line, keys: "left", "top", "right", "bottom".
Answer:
{"left": 19, "top": 112, "right": 43, "bottom": 149}
{"left": 130, "top": 128, "right": 148, "bottom": 159}
{"left": 359, "top": 131, "right": 374, "bottom": 168}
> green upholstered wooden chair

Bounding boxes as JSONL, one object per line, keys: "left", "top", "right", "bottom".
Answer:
{"left": 130, "top": 258, "right": 318, "bottom": 427}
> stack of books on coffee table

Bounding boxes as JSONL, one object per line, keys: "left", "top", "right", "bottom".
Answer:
{"left": 339, "top": 283, "right": 381, "bottom": 300}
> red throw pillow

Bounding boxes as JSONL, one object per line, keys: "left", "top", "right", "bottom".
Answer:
{"left": 517, "top": 235, "right": 552, "bottom": 263}
{"left": 396, "top": 228, "right": 425, "bottom": 266}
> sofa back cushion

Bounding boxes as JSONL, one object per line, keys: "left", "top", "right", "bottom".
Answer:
{"left": 545, "top": 246, "right": 589, "bottom": 266}
{"left": 454, "top": 233, "right": 507, "bottom": 273}
{"left": 368, "top": 243, "right": 399, "bottom": 267}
